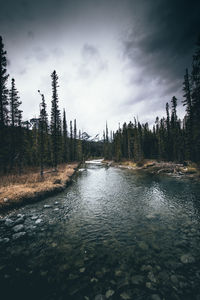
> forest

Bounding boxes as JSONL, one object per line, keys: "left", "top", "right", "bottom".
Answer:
{"left": 0, "top": 36, "right": 200, "bottom": 176}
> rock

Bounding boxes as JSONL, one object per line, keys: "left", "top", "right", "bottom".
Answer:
{"left": 12, "top": 232, "right": 26, "bottom": 240}
{"left": 120, "top": 292, "right": 131, "bottom": 299}
{"left": 95, "top": 295, "right": 106, "bottom": 300}
{"left": 138, "top": 241, "right": 149, "bottom": 250}
{"left": 14, "top": 216, "right": 25, "bottom": 225}
{"left": 151, "top": 294, "right": 161, "bottom": 300}
{"left": 105, "top": 290, "right": 115, "bottom": 298}
{"left": 95, "top": 270, "right": 104, "bottom": 278}
{"left": 44, "top": 205, "right": 51, "bottom": 208}
{"left": 17, "top": 214, "right": 25, "bottom": 218}
{"left": 51, "top": 242, "right": 57, "bottom": 248}
{"left": 146, "top": 282, "right": 152, "bottom": 289}
{"left": 13, "top": 224, "right": 24, "bottom": 232}
{"left": 5, "top": 218, "right": 14, "bottom": 227}
{"left": 54, "top": 201, "right": 59, "bottom": 205}
{"left": 3, "top": 198, "right": 9, "bottom": 203}
{"left": 171, "top": 275, "right": 178, "bottom": 285}
{"left": 54, "top": 208, "right": 59, "bottom": 211}
{"left": 31, "top": 215, "right": 38, "bottom": 220}
{"left": 131, "top": 275, "right": 144, "bottom": 285}
{"left": 115, "top": 269, "right": 122, "bottom": 277}
{"left": 148, "top": 272, "right": 157, "bottom": 283}
{"left": 80, "top": 267, "right": 85, "bottom": 273}
{"left": 180, "top": 254, "right": 195, "bottom": 264}
{"left": 35, "top": 218, "right": 42, "bottom": 224}
{"left": 141, "top": 265, "right": 153, "bottom": 272}
{"left": 90, "top": 277, "right": 98, "bottom": 283}
{"left": 26, "top": 225, "right": 36, "bottom": 231}
{"left": 0, "top": 238, "right": 10, "bottom": 244}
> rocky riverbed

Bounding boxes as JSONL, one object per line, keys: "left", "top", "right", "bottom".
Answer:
{"left": 0, "top": 161, "right": 200, "bottom": 300}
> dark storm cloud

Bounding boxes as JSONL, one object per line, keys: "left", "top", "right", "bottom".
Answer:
{"left": 1, "top": 0, "right": 199, "bottom": 133}
{"left": 124, "top": 0, "right": 200, "bottom": 90}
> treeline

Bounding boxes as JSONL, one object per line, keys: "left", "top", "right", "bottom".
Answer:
{"left": 0, "top": 36, "right": 88, "bottom": 175}
{"left": 1, "top": 35, "right": 200, "bottom": 173}
{"left": 103, "top": 39, "right": 200, "bottom": 165}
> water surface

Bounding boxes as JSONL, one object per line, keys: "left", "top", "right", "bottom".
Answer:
{"left": 0, "top": 161, "right": 200, "bottom": 300}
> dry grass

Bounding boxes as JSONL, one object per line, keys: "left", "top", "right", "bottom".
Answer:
{"left": 0, "top": 163, "right": 78, "bottom": 208}
{"left": 120, "top": 161, "right": 137, "bottom": 168}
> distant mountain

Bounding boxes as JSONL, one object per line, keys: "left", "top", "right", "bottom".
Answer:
{"left": 81, "top": 132, "right": 102, "bottom": 142}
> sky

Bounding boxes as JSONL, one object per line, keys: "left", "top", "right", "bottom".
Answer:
{"left": 0, "top": 0, "right": 200, "bottom": 136}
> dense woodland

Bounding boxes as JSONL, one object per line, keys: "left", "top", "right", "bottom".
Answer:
{"left": 104, "top": 39, "right": 200, "bottom": 165}
{"left": 0, "top": 36, "right": 200, "bottom": 175}
{"left": 0, "top": 36, "right": 103, "bottom": 175}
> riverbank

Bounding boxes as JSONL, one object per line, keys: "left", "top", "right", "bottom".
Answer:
{"left": 104, "top": 159, "right": 200, "bottom": 179}
{"left": 0, "top": 163, "right": 79, "bottom": 213}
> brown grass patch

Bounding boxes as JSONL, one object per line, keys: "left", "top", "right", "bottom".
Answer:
{"left": 0, "top": 163, "right": 78, "bottom": 208}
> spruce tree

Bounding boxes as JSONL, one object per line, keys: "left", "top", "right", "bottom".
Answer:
{"left": 182, "top": 69, "right": 193, "bottom": 160}
{"left": 9, "top": 78, "right": 21, "bottom": 127}
{"left": 0, "top": 36, "right": 9, "bottom": 127}
{"left": 70, "top": 120, "right": 73, "bottom": 161}
{"left": 50, "top": 70, "right": 61, "bottom": 170}
{"left": 9, "top": 78, "right": 22, "bottom": 170}
{"left": 62, "top": 109, "right": 68, "bottom": 163}
{"left": 191, "top": 38, "right": 200, "bottom": 163}
{"left": 0, "top": 36, "right": 9, "bottom": 173}
{"left": 74, "top": 119, "right": 77, "bottom": 161}
{"left": 38, "top": 90, "right": 48, "bottom": 176}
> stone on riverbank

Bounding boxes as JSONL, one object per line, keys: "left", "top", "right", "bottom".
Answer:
{"left": 12, "top": 232, "right": 26, "bottom": 240}
{"left": 180, "top": 254, "right": 195, "bottom": 264}
{"left": 13, "top": 224, "right": 24, "bottom": 232}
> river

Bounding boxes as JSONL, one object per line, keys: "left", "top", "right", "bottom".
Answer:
{"left": 0, "top": 160, "right": 200, "bottom": 300}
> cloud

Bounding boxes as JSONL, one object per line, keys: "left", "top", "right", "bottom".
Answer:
{"left": 123, "top": 0, "right": 200, "bottom": 83}
{"left": 78, "top": 44, "right": 108, "bottom": 79}
{"left": 1, "top": 0, "right": 199, "bottom": 135}
{"left": 33, "top": 47, "right": 49, "bottom": 62}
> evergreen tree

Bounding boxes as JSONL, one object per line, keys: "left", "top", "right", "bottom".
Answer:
{"left": 74, "top": 119, "right": 77, "bottom": 161}
{"left": 70, "top": 120, "right": 73, "bottom": 161}
{"left": 38, "top": 90, "right": 48, "bottom": 176}
{"left": 0, "top": 36, "right": 9, "bottom": 173}
{"left": 182, "top": 68, "right": 193, "bottom": 160}
{"left": 191, "top": 38, "right": 200, "bottom": 163}
{"left": 50, "top": 70, "right": 61, "bottom": 169}
{"left": 0, "top": 36, "right": 9, "bottom": 127}
{"left": 9, "top": 78, "right": 22, "bottom": 170}
{"left": 77, "top": 130, "right": 83, "bottom": 161}
{"left": 62, "top": 109, "right": 68, "bottom": 163}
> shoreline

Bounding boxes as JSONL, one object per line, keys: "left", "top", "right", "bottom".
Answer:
{"left": 103, "top": 159, "right": 200, "bottom": 180}
{"left": 0, "top": 163, "right": 80, "bottom": 215}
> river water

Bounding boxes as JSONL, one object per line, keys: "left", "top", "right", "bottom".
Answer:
{"left": 0, "top": 160, "right": 200, "bottom": 300}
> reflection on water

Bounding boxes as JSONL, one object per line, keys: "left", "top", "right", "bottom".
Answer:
{"left": 0, "top": 160, "right": 200, "bottom": 300}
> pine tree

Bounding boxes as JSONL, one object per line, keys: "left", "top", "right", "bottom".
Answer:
{"left": 0, "top": 36, "right": 9, "bottom": 127}
{"left": 165, "top": 102, "right": 171, "bottom": 160}
{"left": 9, "top": 78, "right": 22, "bottom": 126}
{"left": 191, "top": 38, "right": 200, "bottom": 163}
{"left": 38, "top": 90, "right": 48, "bottom": 176}
{"left": 182, "top": 68, "right": 193, "bottom": 160}
{"left": 9, "top": 78, "right": 22, "bottom": 170}
{"left": 62, "top": 109, "right": 68, "bottom": 163}
{"left": 0, "top": 36, "right": 9, "bottom": 173}
{"left": 70, "top": 120, "right": 73, "bottom": 161}
{"left": 50, "top": 70, "right": 61, "bottom": 170}
{"left": 74, "top": 119, "right": 77, "bottom": 161}
{"left": 77, "top": 130, "right": 83, "bottom": 161}
{"left": 171, "top": 96, "right": 178, "bottom": 161}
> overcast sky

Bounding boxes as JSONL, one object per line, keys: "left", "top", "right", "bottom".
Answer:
{"left": 0, "top": 0, "right": 200, "bottom": 136}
